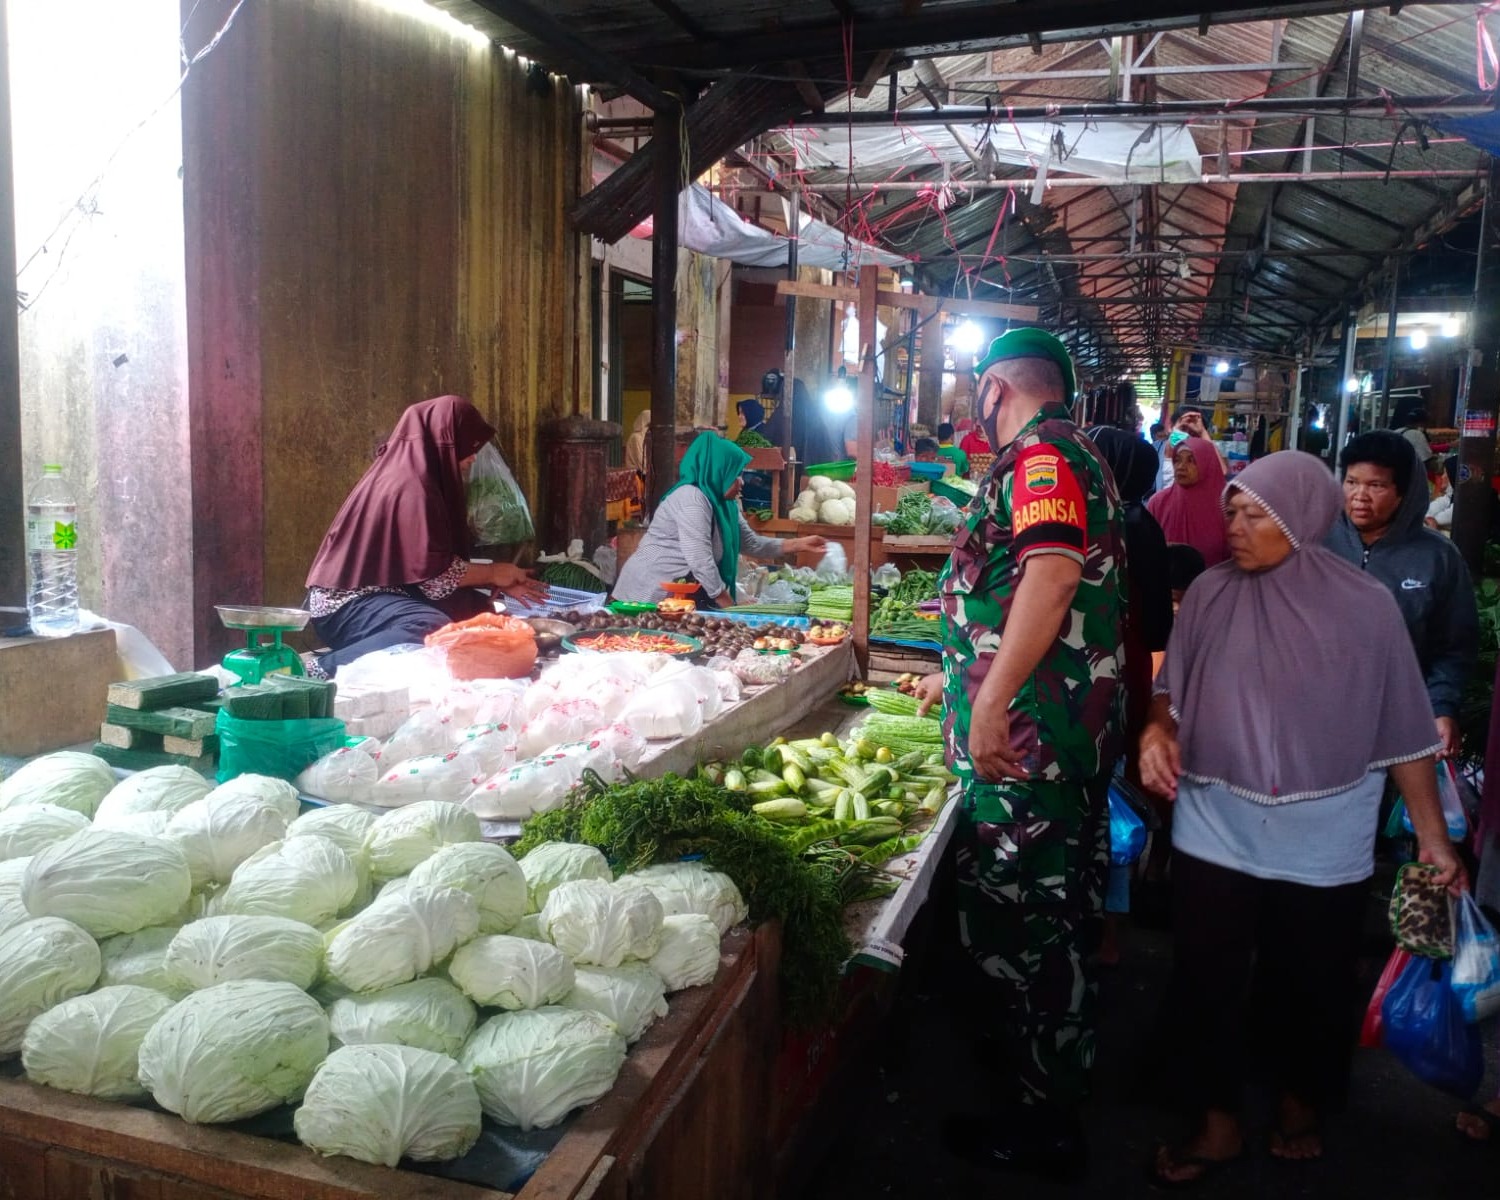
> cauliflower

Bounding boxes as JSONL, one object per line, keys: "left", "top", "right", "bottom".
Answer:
{"left": 818, "top": 497, "right": 854, "bottom": 525}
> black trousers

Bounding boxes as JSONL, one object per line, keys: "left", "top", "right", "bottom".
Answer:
{"left": 312, "top": 588, "right": 490, "bottom": 675}
{"left": 1168, "top": 851, "right": 1368, "bottom": 1115}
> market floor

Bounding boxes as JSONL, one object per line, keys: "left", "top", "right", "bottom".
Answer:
{"left": 796, "top": 897, "right": 1500, "bottom": 1200}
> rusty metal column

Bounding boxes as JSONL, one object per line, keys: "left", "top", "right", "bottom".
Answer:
{"left": 780, "top": 191, "right": 799, "bottom": 514}
{"left": 0, "top": 0, "right": 22, "bottom": 609}
{"left": 648, "top": 104, "right": 681, "bottom": 511}
{"left": 852, "top": 266, "right": 878, "bottom": 676}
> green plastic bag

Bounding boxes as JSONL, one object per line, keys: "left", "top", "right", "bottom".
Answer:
{"left": 215, "top": 710, "right": 346, "bottom": 785}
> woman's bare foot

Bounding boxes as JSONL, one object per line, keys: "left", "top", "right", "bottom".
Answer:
{"left": 1151, "top": 1110, "right": 1244, "bottom": 1185}
{"left": 1456, "top": 1098, "right": 1500, "bottom": 1141}
{"left": 1269, "top": 1094, "right": 1322, "bottom": 1161}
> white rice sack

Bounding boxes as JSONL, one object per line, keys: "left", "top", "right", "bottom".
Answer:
{"left": 0, "top": 803, "right": 90, "bottom": 861}
{"left": 94, "top": 766, "right": 213, "bottom": 829}
{"left": 450, "top": 723, "right": 519, "bottom": 785}
{"left": 371, "top": 753, "right": 475, "bottom": 808}
{"left": 378, "top": 709, "right": 454, "bottom": 765}
{"left": 519, "top": 701, "right": 606, "bottom": 760}
{"left": 294, "top": 748, "right": 379, "bottom": 805}
{"left": 616, "top": 680, "right": 703, "bottom": 740}
{"left": 472, "top": 686, "right": 525, "bottom": 729}
{"left": 464, "top": 755, "right": 581, "bottom": 821}
{"left": 520, "top": 679, "right": 563, "bottom": 721}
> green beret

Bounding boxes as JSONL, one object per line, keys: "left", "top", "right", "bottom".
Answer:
{"left": 973, "top": 328, "right": 1076, "bottom": 403}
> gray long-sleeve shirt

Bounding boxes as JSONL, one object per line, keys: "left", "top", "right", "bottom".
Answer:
{"left": 613, "top": 487, "right": 785, "bottom": 603}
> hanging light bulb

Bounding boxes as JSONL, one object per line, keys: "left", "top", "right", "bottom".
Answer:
{"left": 1214, "top": 359, "right": 1230, "bottom": 376}
{"left": 947, "top": 319, "right": 985, "bottom": 357}
{"left": 823, "top": 367, "right": 855, "bottom": 414}
{"left": 1345, "top": 376, "right": 1361, "bottom": 393}
{"left": 1443, "top": 316, "right": 1462, "bottom": 338}
{"left": 1409, "top": 329, "right": 1429, "bottom": 350}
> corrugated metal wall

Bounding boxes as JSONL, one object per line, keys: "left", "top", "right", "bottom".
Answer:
{"left": 186, "top": 0, "right": 589, "bottom": 647}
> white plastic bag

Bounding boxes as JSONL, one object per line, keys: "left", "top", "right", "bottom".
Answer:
{"left": 295, "top": 748, "right": 379, "bottom": 805}
{"left": 615, "top": 681, "right": 703, "bottom": 741}
{"left": 465, "top": 755, "right": 582, "bottom": 820}
{"left": 1452, "top": 893, "right": 1500, "bottom": 1023}
{"left": 588, "top": 724, "right": 647, "bottom": 772}
{"left": 814, "top": 541, "right": 849, "bottom": 583}
{"left": 379, "top": 710, "right": 454, "bottom": 765}
{"left": 451, "top": 724, "right": 519, "bottom": 785}
{"left": 519, "top": 701, "right": 606, "bottom": 760}
{"left": 371, "top": 754, "right": 472, "bottom": 808}
{"left": 467, "top": 442, "right": 535, "bottom": 544}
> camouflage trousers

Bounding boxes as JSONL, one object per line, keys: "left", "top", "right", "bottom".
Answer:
{"left": 954, "top": 775, "right": 1110, "bottom": 1108}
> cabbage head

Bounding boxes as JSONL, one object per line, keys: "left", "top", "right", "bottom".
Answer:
{"left": 0, "top": 916, "right": 100, "bottom": 1055}
{"left": 327, "top": 977, "right": 476, "bottom": 1057}
{"left": 98, "top": 924, "right": 187, "bottom": 996}
{"left": 212, "top": 836, "right": 358, "bottom": 927}
{"left": 449, "top": 934, "right": 575, "bottom": 1010}
{"left": 540, "top": 879, "right": 663, "bottom": 967}
{"left": 295, "top": 1044, "right": 482, "bottom": 1166}
{"left": 459, "top": 1007, "right": 626, "bottom": 1131}
{"left": 0, "top": 858, "right": 30, "bottom": 935}
{"left": 93, "top": 766, "right": 212, "bottom": 829}
{"left": 108, "top": 811, "right": 174, "bottom": 837}
{"left": 507, "top": 912, "right": 545, "bottom": 941}
{"left": 562, "top": 962, "right": 668, "bottom": 1043}
{"left": 409, "top": 842, "right": 527, "bottom": 933}
{"left": 324, "top": 884, "right": 479, "bottom": 993}
{"left": 648, "top": 913, "right": 722, "bottom": 992}
{"left": 0, "top": 803, "right": 89, "bottom": 861}
{"left": 22, "top": 984, "right": 174, "bottom": 1099}
{"left": 165, "top": 792, "right": 289, "bottom": 889}
{"left": 287, "top": 805, "right": 376, "bottom": 860}
{"left": 164, "top": 915, "right": 324, "bottom": 991}
{"left": 137, "top": 980, "right": 330, "bottom": 1123}
{"left": 23, "top": 829, "right": 192, "bottom": 938}
{"left": 615, "top": 861, "right": 747, "bottom": 935}
{"left": 363, "top": 801, "right": 482, "bottom": 881}
{"left": 0, "top": 751, "right": 114, "bottom": 817}
{"left": 206, "top": 774, "right": 300, "bottom": 822}
{"left": 519, "top": 842, "right": 612, "bottom": 912}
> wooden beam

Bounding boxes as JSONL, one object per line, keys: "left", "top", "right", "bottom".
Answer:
{"left": 775, "top": 279, "right": 1040, "bottom": 321}
{"left": 787, "top": 61, "right": 826, "bottom": 112}
{"left": 855, "top": 51, "right": 895, "bottom": 99}
{"left": 852, "top": 265, "right": 878, "bottom": 676}
{"left": 649, "top": 107, "right": 681, "bottom": 510}
{"left": 644, "top": 0, "right": 714, "bottom": 42}
{"left": 466, "top": 0, "right": 674, "bottom": 110}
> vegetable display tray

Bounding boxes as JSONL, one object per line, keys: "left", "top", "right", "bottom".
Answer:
{"left": 562, "top": 627, "right": 703, "bottom": 656}
{"left": 715, "top": 613, "right": 811, "bottom": 629}
{"left": 608, "top": 600, "right": 659, "bottom": 615}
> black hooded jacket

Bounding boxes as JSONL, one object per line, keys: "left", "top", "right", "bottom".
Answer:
{"left": 1324, "top": 458, "right": 1478, "bottom": 719}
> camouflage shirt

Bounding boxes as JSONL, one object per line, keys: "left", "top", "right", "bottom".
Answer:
{"left": 938, "top": 403, "right": 1126, "bottom": 807}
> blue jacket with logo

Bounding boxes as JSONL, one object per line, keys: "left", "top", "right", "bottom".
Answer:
{"left": 1325, "top": 471, "right": 1478, "bottom": 719}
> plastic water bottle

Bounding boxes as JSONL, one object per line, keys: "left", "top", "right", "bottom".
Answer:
{"left": 25, "top": 464, "right": 79, "bottom": 637}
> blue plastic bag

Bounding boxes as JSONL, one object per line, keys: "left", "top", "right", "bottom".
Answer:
{"left": 1381, "top": 956, "right": 1484, "bottom": 1096}
{"left": 1107, "top": 783, "right": 1147, "bottom": 867}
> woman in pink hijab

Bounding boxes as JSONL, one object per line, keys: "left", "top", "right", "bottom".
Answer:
{"left": 1147, "top": 436, "right": 1230, "bottom": 567}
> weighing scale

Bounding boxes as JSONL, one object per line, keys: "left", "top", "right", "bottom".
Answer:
{"left": 216, "top": 605, "right": 310, "bottom": 684}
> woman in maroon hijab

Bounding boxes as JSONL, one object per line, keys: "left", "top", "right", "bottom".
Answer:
{"left": 304, "top": 395, "right": 547, "bottom": 677}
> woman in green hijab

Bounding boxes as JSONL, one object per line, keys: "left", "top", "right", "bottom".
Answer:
{"left": 613, "top": 432, "right": 827, "bottom": 606}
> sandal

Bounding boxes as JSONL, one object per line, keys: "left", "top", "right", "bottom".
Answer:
{"left": 1145, "top": 1143, "right": 1245, "bottom": 1191}
{"left": 1456, "top": 1104, "right": 1500, "bottom": 1143}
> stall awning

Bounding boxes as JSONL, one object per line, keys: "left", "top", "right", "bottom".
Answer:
{"left": 630, "top": 184, "right": 908, "bottom": 270}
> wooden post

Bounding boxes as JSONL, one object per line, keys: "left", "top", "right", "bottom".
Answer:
{"left": 852, "top": 266, "right": 878, "bottom": 676}
{"left": 917, "top": 313, "right": 944, "bottom": 432}
{"left": 649, "top": 105, "right": 681, "bottom": 510}
{"left": 0, "top": 0, "right": 24, "bottom": 609}
{"left": 780, "top": 193, "right": 799, "bottom": 515}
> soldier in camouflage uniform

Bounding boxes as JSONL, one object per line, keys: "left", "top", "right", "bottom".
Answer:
{"left": 921, "top": 328, "right": 1125, "bottom": 1176}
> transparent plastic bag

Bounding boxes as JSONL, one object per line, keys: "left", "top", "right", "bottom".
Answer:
{"left": 467, "top": 443, "right": 534, "bottom": 544}
{"left": 450, "top": 723, "right": 519, "bottom": 784}
{"left": 295, "top": 746, "right": 380, "bottom": 804}
{"left": 592, "top": 545, "right": 618, "bottom": 587}
{"left": 379, "top": 709, "right": 455, "bottom": 765}
{"left": 1107, "top": 783, "right": 1147, "bottom": 867}
{"left": 519, "top": 700, "right": 606, "bottom": 759}
{"left": 870, "top": 563, "right": 902, "bottom": 590}
{"left": 616, "top": 681, "right": 703, "bottom": 740}
{"left": 814, "top": 542, "right": 848, "bottom": 583}
{"left": 1450, "top": 893, "right": 1500, "bottom": 1022}
{"left": 464, "top": 754, "right": 581, "bottom": 820}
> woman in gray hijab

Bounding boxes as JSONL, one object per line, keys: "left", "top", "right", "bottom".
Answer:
{"left": 1140, "top": 451, "right": 1465, "bottom": 1187}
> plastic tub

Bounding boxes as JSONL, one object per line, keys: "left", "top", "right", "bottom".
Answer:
{"left": 803, "top": 460, "right": 857, "bottom": 481}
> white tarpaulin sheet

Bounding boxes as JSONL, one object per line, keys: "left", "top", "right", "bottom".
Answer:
{"left": 786, "top": 120, "right": 1202, "bottom": 184}
{"left": 630, "top": 183, "right": 907, "bottom": 269}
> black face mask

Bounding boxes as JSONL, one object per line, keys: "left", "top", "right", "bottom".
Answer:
{"left": 977, "top": 366, "right": 1006, "bottom": 450}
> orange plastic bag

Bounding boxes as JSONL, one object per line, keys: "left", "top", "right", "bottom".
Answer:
{"left": 425, "top": 613, "right": 537, "bottom": 681}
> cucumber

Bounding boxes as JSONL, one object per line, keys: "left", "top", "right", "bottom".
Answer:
{"left": 833, "top": 791, "right": 854, "bottom": 822}
{"left": 741, "top": 746, "right": 763, "bottom": 771}
{"left": 748, "top": 778, "right": 787, "bottom": 798}
{"left": 783, "top": 764, "right": 807, "bottom": 793}
{"left": 752, "top": 798, "right": 808, "bottom": 822}
{"left": 724, "top": 769, "right": 748, "bottom": 791}
{"left": 853, "top": 794, "right": 871, "bottom": 821}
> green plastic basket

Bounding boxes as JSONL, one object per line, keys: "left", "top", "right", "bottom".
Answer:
{"left": 931, "top": 477, "right": 978, "bottom": 507}
{"left": 803, "top": 460, "right": 857, "bottom": 482}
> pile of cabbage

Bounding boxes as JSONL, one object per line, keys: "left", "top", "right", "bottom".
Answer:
{"left": 0, "top": 753, "right": 744, "bottom": 1169}
{"left": 789, "top": 474, "right": 857, "bottom": 526}
{"left": 294, "top": 653, "right": 741, "bottom": 820}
